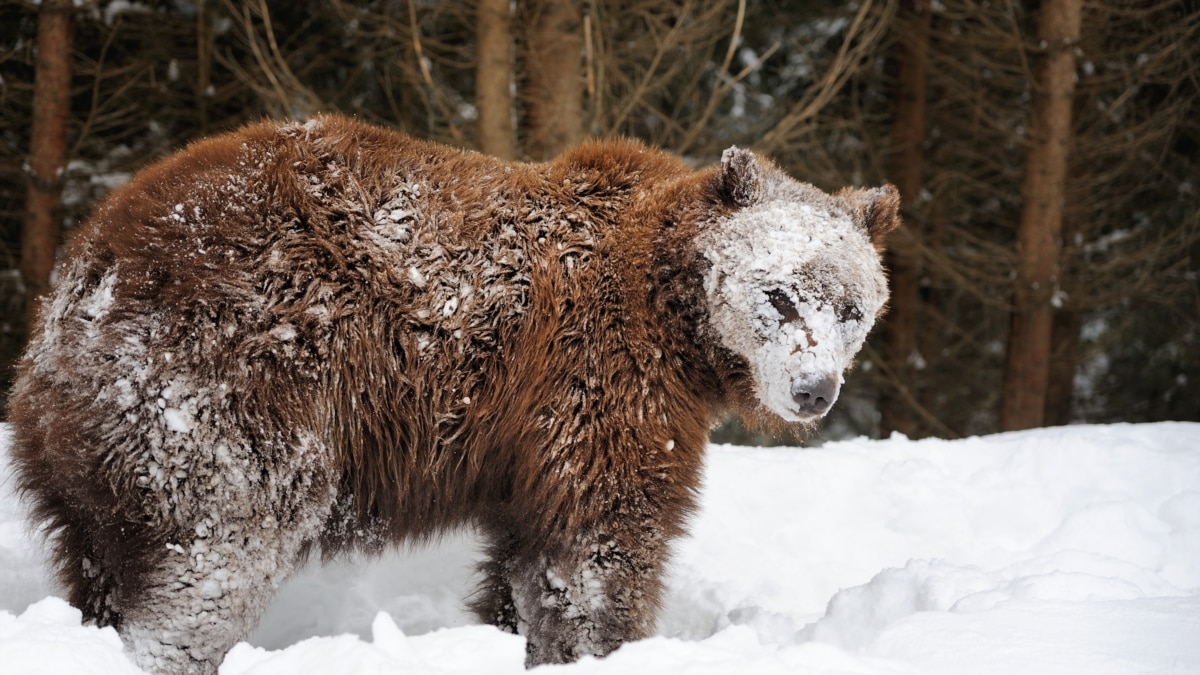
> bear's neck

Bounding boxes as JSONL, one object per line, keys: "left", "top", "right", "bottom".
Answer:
{"left": 640, "top": 170, "right": 747, "bottom": 417}
{"left": 539, "top": 145, "right": 747, "bottom": 418}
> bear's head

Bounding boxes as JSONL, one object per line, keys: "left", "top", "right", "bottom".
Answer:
{"left": 699, "top": 147, "right": 899, "bottom": 425}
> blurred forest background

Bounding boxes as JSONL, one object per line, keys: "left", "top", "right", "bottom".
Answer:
{"left": 1, "top": 0, "right": 1198, "bottom": 443}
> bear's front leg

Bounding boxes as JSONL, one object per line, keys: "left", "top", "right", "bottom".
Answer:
{"left": 497, "top": 428, "right": 702, "bottom": 672}
{"left": 482, "top": 371, "right": 706, "bottom": 666}
{"left": 508, "top": 525, "right": 669, "bottom": 666}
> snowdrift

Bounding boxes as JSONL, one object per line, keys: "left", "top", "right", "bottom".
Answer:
{"left": 2, "top": 421, "right": 1198, "bottom": 674}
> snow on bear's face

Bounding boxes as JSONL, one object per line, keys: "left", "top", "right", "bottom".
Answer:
{"left": 700, "top": 148, "right": 899, "bottom": 423}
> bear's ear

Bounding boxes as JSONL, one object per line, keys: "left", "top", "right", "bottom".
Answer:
{"left": 718, "top": 146, "right": 762, "bottom": 207}
{"left": 859, "top": 184, "right": 901, "bottom": 246}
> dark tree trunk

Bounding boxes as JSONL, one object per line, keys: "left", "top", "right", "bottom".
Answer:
{"left": 21, "top": 0, "right": 74, "bottom": 325}
{"left": 522, "top": 0, "right": 583, "bottom": 160}
{"left": 1044, "top": 307, "right": 1081, "bottom": 426}
{"left": 1001, "top": 0, "right": 1083, "bottom": 431}
{"left": 879, "top": 0, "right": 930, "bottom": 437}
{"left": 196, "top": 0, "right": 213, "bottom": 135}
{"left": 476, "top": 0, "right": 516, "bottom": 160}
{"left": 1043, "top": 206, "right": 1085, "bottom": 426}
{"left": 917, "top": 197, "right": 947, "bottom": 432}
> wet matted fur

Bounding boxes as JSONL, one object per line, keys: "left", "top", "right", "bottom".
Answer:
{"left": 6, "top": 115, "right": 898, "bottom": 674}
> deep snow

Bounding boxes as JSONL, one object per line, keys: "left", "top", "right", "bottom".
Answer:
{"left": 1, "top": 421, "right": 1198, "bottom": 674}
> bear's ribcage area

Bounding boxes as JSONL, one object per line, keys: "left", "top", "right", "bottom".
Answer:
{"left": 363, "top": 179, "right": 539, "bottom": 361}
{"left": 338, "top": 171, "right": 599, "bottom": 425}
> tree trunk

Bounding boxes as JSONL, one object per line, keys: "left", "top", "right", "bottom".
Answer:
{"left": 1001, "top": 0, "right": 1083, "bottom": 431}
{"left": 1043, "top": 204, "right": 1084, "bottom": 426}
{"left": 476, "top": 0, "right": 516, "bottom": 160}
{"left": 522, "top": 0, "right": 583, "bottom": 160}
{"left": 879, "top": 0, "right": 930, "bottom": 438}
{"left": 917, "top": 196, "right": 947, "bottom": 431}
{"left": 196, "top": 0, "right": 213, "bottom": 135}
{"left": 21, "top": 0, "right": 74, "bottom": 325}
{"left": 1044, "top": 306, "right": 1081, "bottom": 426}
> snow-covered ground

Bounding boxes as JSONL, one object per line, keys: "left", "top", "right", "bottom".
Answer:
{"left": 2, "top": 421, "right": 1198, "bottom": 674}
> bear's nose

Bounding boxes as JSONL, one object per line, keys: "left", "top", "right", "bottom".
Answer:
{"left": 791, "top": 375, "right": 839, "bottom": 416}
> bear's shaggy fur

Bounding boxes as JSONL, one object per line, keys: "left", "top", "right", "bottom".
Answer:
{"left": 6, "top": 115, "right": 898, "bottom": 674}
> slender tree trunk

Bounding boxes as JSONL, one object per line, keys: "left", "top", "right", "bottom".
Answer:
{"left": 1001, "top": 0, "right": 1083, "bottom": 431}
{"left": 196, "top": 0, "right": 213, "bottom": 135}
{"left": 1044, "top": 306, "right": 1081, "bottom": 426}
{"left": 21, "top": 0, "right": 74, "bottom": 325}
{"left": 476, "top": 0, "right": 516, "bottom": 159}
{"left": 1044, "top": 205, "right": 1084, "bottom": 426}
{"left": 523, "top": 0, "right": 583, "bottom": 160}
{"left": 879, "top": 0, "right": 930, "bottom": 438}
{"left": 917, "top": 196, "right": 946, "bottom": 429}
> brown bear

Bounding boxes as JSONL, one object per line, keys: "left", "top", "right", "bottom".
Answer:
{"left": 6, "top": 114, "right": 898, "bottom": 674}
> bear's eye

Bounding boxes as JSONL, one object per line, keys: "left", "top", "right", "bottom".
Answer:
{"left": 766, "top": 289, "right": 800, "bottom": 324}
{"left": 838, "top": 303, "right": 863, "bottom": 323}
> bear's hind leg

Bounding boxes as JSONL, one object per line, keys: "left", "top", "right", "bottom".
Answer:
{"left": 114, "top": 433, "right": 338, "bottom": 674}
{"left": 116, "top": 517, "right": 319, "bottom": 674}
{"left": 470, "top": 532, "right": 521, "bottom": 634}
{"left": 36, "top": 494, "right": 162, "bottom": 630}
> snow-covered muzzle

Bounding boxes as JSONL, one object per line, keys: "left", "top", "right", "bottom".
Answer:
{"left": 700, "top": 172, "right": 890, "bottom": 424}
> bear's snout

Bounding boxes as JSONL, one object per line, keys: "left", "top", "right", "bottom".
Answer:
{"left": 790, "top": 374, "right": 839, "bottom": 418}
